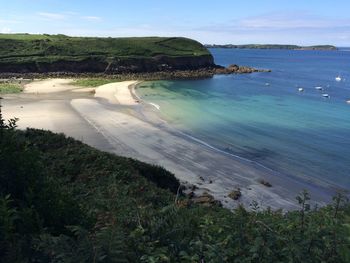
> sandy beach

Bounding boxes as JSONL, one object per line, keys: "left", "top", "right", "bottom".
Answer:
{"left": 2, "top": 79, "right": 336, "bottom": 210}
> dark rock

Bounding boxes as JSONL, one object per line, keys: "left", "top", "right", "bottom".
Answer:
{"left": 228, "top": 190, "right": 242, "bottom": 200}
{"left": 0, "top": 55, "right": 215, "bottom": 74}
{"left": 0, "top": 63, "right": 270, "bottom": 81}
{"left": 192, "top": 192, "right": 221, "bottom": 207}
{"left": 188, "top": 191, "right": 195, "bottom": 199}
{"left": 258, "top": 179, "right": 272, "bottom": 187}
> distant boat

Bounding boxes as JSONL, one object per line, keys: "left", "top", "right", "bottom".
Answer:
{"left": 265, "top": 83, "right": 270, "bottom": 86}
{"left": 322, "top": 93, "right": 330, "bottom": 98}
{"left": 335, "top": 76, "right": 342, "bottom": 82}
{"left": 315, "top": 86, "right": 323, "bottom": 91}
{"left": 347, "top": 100, "right": 350, "bottom": 104}
{"left": 298, "top": 88, "right": 304, "bottom": 92}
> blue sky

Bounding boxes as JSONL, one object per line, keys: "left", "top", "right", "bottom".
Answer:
{"left": 1, "top": 0, "right": 350, "bottom": 46}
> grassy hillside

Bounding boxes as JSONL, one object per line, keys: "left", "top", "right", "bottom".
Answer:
{"left": 0, "top": 34, "right": 214, "bottom": 73}
{"left": 0, "top": 34, "right": 209, "bottom": 63}
{"left": 0, "top": 107, "right": 349, "bottom": 262}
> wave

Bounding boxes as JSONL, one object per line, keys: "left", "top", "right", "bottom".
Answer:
{"left": 149, "top": 102, "right": 160, "bottom": 110}
{"left": 177, "top": 130, "right": 277, "bottom": 173}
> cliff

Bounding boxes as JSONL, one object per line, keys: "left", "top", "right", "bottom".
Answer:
{"left": 0, "top": 34, "right": 216, "bottom": 73}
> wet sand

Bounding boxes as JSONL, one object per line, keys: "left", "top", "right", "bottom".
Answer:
{"left": 2, "top": 79, "right": 336, "bottom": 210}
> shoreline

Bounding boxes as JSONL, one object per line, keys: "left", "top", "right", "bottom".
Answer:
{"left": 2, "top": 78, "right": 340, "bottom": 210}
{"left": 134, "top": 81, "right": 344, "bottom": 192}
{"left": 131, "top": 83, "right": 345, "bottom": 203}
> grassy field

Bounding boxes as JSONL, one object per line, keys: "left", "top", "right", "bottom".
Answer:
{"left": 73, "top": 78, "right": 120, "bottom": 87}
{"left": 0, "top": 83, "right": 22, "bottom": 94}
{"left": 0, "top": 34, "right": 210, "bottom": 63}
{"left": 0, "top": 34, "right": 213, "bottom": 74}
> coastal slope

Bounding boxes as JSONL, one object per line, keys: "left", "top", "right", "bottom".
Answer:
{"left": 0, "top": 34, "right": 215, "bottom": 73}
{"left": 1, "top": 117, "right": 348, "bottom": 262}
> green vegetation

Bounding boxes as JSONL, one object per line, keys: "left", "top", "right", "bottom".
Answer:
{"left": 0, "top": 101, "right": 349, "bottom": 262}
{"left": 206, "top": 44, "right": 338, "bottom": 50}
{"left": 73, "top": 78, "right": 120, "bottom": 87}
{"left": 0, "top": 34, "right": 214, "bottom": 74}
{"left": 0, "top": 83, "right": 22, "bottom": 94}
{"left": 0, "top": 34, "right": 209, "bottom": 63}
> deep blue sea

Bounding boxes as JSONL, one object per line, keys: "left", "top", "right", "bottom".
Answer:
{"left": 137, "top": 48, "right": 350, "bottom": 189}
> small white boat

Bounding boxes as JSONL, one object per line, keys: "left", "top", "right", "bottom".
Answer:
{"left": 315, "top": 86, "right": 323, "bottom": 91}
{"left": 265, "top": 83, "right": 270, "bottom": 86}
{"left": 335, "top": 76, "right": 342, "bottom": 82}
{"left": 322, "top": 93, "right": 330, "bottom": 98}
{"left": 346, "top": 100, "right": 350, "bottom": 104}
{"left": 298, "top": 88, "right": 304, "bottom": 92}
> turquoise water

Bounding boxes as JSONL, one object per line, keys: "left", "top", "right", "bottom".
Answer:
{"left": 137, "top": 48, "right": 350, "bottom": 189}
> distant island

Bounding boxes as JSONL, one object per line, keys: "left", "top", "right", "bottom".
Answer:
{"left": 205, "top": 44, "right": 338, "bottom": 50}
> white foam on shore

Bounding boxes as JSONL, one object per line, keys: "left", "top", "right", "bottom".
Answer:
{"left": 177, "top": 130, "right": 278, "bottom": 174}
{"left": 131, "top": 84, "right": 160, "bottom": 111}
{"left": 149, "top": 102, "right": 160, "bottom": 110}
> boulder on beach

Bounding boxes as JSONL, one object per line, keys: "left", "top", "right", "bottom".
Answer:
{"left": 228, "top": 189, "right": 242, "bottom": 200}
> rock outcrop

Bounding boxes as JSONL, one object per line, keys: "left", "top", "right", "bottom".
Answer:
{"left": 191, "top": 192, "right": 222, "bottom": 207}
{"left": 228, "top": 189, "right": 242, "bottom": 200}
{"left": 0, "top": 55, "right": 215, "bottom": 74}
{"left": 214, "top": 64, "right": 271, "bottom": 74}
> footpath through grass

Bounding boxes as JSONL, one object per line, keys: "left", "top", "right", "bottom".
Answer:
{"left": 73, "top": 78, "right": 120, "bottom": 87}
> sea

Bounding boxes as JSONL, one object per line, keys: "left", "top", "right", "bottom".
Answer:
{"left": 136, "top": 48, "right": 350, "bottom": 190}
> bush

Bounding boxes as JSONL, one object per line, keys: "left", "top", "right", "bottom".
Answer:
{"left": 0, "top": 100, "right": 349, "bottom": 262}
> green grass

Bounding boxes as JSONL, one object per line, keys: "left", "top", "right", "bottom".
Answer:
{"left": 0, "top": 34, "right": 210, "bottom": 64}
{"left": 73, "top": 78, "right": 120, "bottom": 87}
{"left": 0, "top": 34, "right": 213, "bottom": 74}
{"left": 0, "top": 83, "right": 22, "bottom": 94}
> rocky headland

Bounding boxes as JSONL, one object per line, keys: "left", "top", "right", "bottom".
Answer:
{"left": 0, "top": 34, "right": 270, "bottom": 80}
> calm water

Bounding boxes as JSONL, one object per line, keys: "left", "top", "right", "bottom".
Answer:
{"left": 137, "top": 48, "right": 350, "bottom": 189}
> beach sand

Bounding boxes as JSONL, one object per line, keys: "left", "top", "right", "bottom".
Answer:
{"left": 2, "top": 79, "right": 336, "bottom": 210}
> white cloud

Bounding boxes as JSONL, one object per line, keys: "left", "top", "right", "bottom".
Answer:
{"left": 81, "top": 16, "right": 102, "bottom": 22}
{"left": 64, "top": 11, "right": 79, "bottom": 16}
{"left": 237, "top": 13, "right": 350, "bottom": 30}
{"left": 6, "top": 10, "right": 350, "bottom": 46}
{"left": 197, "top": 12, "right": 350, "bottom": 33}
{"left": 0, "top": 19, "right": 20, "bottom": 24}
{"left": 191, "top": 11, "right": 350, "bottom": 45}
{"left": 36, "top": 12, "right": 102, "bottom": 23}
{"left": 0, "top": 27, "right": 12, "bottom": 33}
{"left": 38, "top": 12, "right": 66, "bottom": 20}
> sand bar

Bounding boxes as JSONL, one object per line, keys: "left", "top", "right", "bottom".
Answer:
{"left": 94, "top": 81, "right": 140, "bottom": 105}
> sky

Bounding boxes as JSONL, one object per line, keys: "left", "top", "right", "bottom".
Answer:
{"left": 1, "top": 0, "right": 350, "bottom": 46}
